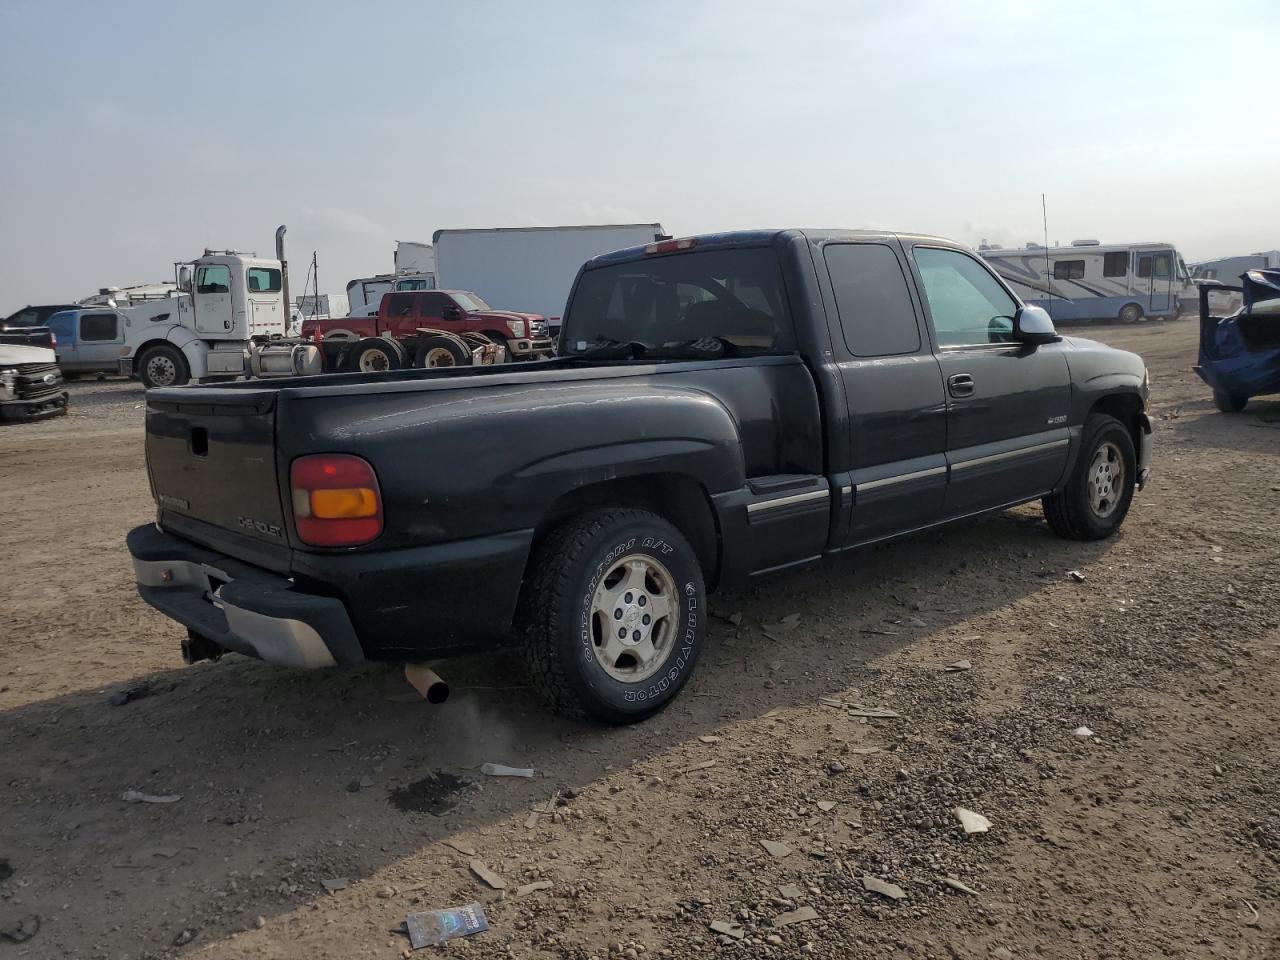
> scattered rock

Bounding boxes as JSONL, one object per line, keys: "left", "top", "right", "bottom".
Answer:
{"left": 0, "top": 858, "right": 12, "bottom": 882}
{"left": 992, "top": 948, "right": 1015, "bottom": 960}
{"left": 709, "top": 920, "right": 746, "bottom": 940}
{"left": 954, "top": 807, "right": 992, "bottom": 834}
{"left": 480, "top": 763, "right": 534, "bottom": 778}
{"left": 760, "top": 839, "right": 793, "bottom": 858}
{"left": 941, "top": 876, "right": 979, "bottom": 896}
{"left": 778, "top": 883, "right": 804, "bottom": 899}
{"left": 698, "top": 735, "right": 722, "bottom": 744}
{"left": 376, "top": 886, "right": 397, "bottom": 899}
{"left": 516, "top": 880, "right": 553, "bottom": 897}
{"left": 253, "top": 915, "right": 266, "bottom": 929}
{"left": 828, "top": 761, "right": 846, "bottom": 774}
{"left": 763, "top": 613, "right": 803, "bottom": 634}
{"left": 1072, "top": 726, "right": 1095, "bottom": 739}
{"left": 469, "top": 859, "right": 505, "bottom": 890}
{"left": 121, "top": 790, "right": 182, "bottom": 804}
{"left": 816, "top": 800, "right": 837, "bottom": 812}
{"left": 0, "top": 914, "right": 39, "bottom": 944}
{"left": 944, "top": 659, "right": 972, "bottom": 672}
{"left": 679, "top": 760, "right": 717, "bottom": 775}
{"left": 772, "top": 905, "right": 819, "bottom": 927}
{"left": 321, "top": 878, "right": 350, "bottom": 893}
{"left": 1067, "top": 570, "right": 1087, "bottom": 583}
{"left": 441, "top": 838, "right": 476, "bottom": 857}
{"left": 172, "top": 928, "right": 196, "bottom": 947}
{"left": 846, "top": 705, "right": 901, "bottom": 719}
{"left": 861, "top": 876, "right": 907, "bottom": 901}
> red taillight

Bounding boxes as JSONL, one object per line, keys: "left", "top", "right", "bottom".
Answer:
{"left": 290, "top": 454, "right": 383, "bottom": 546}
{"left": 644, "top": 237, "right": 697, "bottom": 255}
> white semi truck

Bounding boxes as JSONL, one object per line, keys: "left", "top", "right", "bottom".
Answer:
{"left": 38, "top": 228, "right": 293, "bottom": 387}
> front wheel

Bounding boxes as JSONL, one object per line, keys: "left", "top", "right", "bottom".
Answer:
{"left": 1043, "top": 414, "right": 1136, "bottom": 540}
{"left": 137, "top": 344, "right": 190, "bottom": 389}
{"left": 1118, "top": 303, "right": 1144, "bottom": 324}
{"left": 1213, "top": 391, "right": 1248, "bottom": 413}
{"left": 518, "top": 509, "right": 705, "bottom": 723}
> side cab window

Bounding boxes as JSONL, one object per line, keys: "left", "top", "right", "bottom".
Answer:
{"left": 913, "top": 247, "right": 1019, "bottom": 347}
{"left": 80, "top": 312, "right": 120, "bottom": 342}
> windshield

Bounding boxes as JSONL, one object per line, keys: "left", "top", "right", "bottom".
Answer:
{"left": 452, "top": 292, "right": 490, "bottom": 312}
{"left": 561, "top": 247, "right": 795, "bottom": 356}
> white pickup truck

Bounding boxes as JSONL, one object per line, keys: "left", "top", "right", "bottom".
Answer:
{"left": 0, "top": 341, "right": 68, "bottom": 422}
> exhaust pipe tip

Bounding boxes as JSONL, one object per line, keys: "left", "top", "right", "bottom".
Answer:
{"left": 404, "top": 663, "right": 449, "bottom": 704}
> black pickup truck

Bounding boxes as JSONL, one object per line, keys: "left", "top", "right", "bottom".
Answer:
{"left": 128, "top": 229, "right": 1152, "bottom": 721}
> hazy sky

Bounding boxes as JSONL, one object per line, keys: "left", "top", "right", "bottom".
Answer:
{"left": 3, "top": 0, "right": 1278, "bottom": 314}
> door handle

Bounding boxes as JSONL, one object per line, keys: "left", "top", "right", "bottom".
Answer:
{"left": 948, "top": 373, "right": 975, "bottom": 398}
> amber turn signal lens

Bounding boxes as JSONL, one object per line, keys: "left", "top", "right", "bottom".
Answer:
{"left": 310, "top": 487, "right": 378, "bottom": 519}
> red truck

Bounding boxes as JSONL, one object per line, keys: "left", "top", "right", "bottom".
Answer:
{"left": 301, "top": 290, "right": 554, "bottom": 368}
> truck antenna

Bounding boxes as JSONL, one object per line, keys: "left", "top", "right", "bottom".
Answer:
{"left": 1041, "top": 193, "right": 1051, "bottom": 318}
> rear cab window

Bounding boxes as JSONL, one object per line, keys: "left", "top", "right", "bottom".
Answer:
{"left": 562, "top": 246, "right": 796, "bottom": 356}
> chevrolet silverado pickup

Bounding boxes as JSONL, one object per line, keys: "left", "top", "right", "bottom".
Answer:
{"left": 127, "top": 229, "right": 1152, "bottom": 722}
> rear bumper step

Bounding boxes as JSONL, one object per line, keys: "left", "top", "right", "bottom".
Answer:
{"left": 126, "top": 523, "right": 364, "bottom": 668}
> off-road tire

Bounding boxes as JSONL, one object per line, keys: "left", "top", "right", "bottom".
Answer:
{"left": 518, "top": 508, "right": 705, "bottom": 723}
{"left": 137, "top": 344, "right": 190, "bottom": 389}
{"left": 1043, "top": 414, "right": 1137, "bottom": 540}
{"left": 1213, "top": 391, "right": 1247, "bottom": 413}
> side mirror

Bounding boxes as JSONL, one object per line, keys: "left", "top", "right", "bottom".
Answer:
{"left": 177, "top": 266, "right": 192, "bottom": 293}
{"left": 1014, "top": 305, "right": 1059, "bottom": 344}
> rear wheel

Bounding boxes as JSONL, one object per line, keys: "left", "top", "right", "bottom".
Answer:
{"left": 137, "top": 344, "right": 189, "bottom": 389}
{"left": 518, "top": 508, "right": 705, "bottom": 723}
{"left": 1119, "top": 303, "right": 1144, "bottom": 324}
{"left": 1213, "top": 390, "right": 1248, "bottom": 413}
{"left": 346, "top": 337, "right": 402, "bottom": 374}
{"left": 413, "top": 336, "right": 469, "bottom": 368}
{"left": 1043, "top": 414, "right": 1136, "bottom": 540}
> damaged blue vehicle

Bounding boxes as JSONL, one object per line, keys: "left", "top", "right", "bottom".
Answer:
{"left": 1194, "top": 268, "right": 1280, "bottom": 412}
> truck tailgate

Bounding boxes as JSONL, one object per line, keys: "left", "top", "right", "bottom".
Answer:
{"left": 145, "top": 389, "right": 291, "bottom": 565}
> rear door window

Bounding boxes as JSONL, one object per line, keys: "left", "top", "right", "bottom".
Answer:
{"left": 823, "top": 243, "right": 920, "bottom": 357}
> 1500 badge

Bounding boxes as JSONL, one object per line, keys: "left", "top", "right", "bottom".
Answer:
{"left": 238, "top": 516, "right": 284, "bottom": 538}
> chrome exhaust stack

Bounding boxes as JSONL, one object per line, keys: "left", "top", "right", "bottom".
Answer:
{"left": 404, "top": 663, "right": 450, "bottom": 704}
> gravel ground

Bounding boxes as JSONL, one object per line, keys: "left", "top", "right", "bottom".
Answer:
{"left": 0, "top": 319, "right": 1277, "bottom": 959}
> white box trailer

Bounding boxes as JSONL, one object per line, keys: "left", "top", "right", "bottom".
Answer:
{"left": 432, "top": 224, "right": 667, "bottom": 328}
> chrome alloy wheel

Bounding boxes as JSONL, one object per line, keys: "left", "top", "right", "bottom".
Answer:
{"left": 590, "top": 554, "right": 678, "bottom": 683}
{"left": 1087, "top": 441, "right": 1124, "bottom": 518}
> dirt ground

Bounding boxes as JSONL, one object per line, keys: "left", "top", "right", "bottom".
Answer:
{"left": 2, "top": 318, "right": 1278, "bottom": 960}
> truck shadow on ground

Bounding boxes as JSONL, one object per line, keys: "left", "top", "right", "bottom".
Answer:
{"left": 0, "top": 505, "right": 1117, "bottom": 956}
